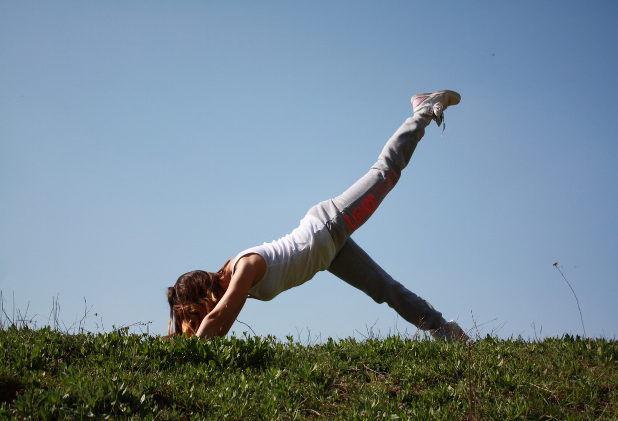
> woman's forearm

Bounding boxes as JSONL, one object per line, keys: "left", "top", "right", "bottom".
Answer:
{"left": 195, "top": 314, "right": 233, "bottom": 338}
{"left": 196, "top": 313, "right": 222, "bottom": 338}
{"left": 194, "top": 256, "right": 257, "bottom": 339}
{"left": 196, "top": 295, "right": 247, "bottom": 338}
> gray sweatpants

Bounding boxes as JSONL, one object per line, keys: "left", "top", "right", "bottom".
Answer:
{"left": 307, "top": 115, "right": 443, "bottom": 331}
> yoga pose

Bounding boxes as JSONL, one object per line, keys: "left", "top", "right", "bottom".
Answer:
{"left": 167, "top": 90, "right": 468, "bottom": 342}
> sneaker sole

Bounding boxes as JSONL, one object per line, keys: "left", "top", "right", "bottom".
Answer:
{"left": 411, "top": 90, "right": 461, "bottom": 108}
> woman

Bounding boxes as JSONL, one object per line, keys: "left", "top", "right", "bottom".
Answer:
{"left": 167, "top": 90, "right": 468, "bottom": 342}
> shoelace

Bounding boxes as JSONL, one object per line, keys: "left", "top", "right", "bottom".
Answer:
{"left": 433, "top": 102, "right": 446, "bottom": 138}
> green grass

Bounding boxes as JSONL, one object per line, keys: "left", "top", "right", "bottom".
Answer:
{"left": 1, "top": 327, "right": 616, "bottom": 420}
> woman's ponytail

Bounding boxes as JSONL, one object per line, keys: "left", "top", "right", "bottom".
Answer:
{"left": 167, "top": 286, "right": 178, "bottom": 335}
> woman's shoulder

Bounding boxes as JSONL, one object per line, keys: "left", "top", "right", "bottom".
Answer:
{"left": 237, "top": 252, "right": 266, "bottom": 267}
{"left": 234, "top": 253, "right": 267, "bottom": 288}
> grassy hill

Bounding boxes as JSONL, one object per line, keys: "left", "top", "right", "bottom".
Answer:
{"left": 1, "top": 327, "right": 616, "bottom": 420}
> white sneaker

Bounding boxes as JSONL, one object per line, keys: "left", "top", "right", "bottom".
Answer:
{"left": 431, "top": 320, "right": 469, "bottom": 342}
{"left": 411, "top": 90, "right": 461, "bottom": 130}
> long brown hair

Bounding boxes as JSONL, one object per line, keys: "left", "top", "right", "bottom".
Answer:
{"left": 167, "top": 262, "right": 229, "bottom": 337}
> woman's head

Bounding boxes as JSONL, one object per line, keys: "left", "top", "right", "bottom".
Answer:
{"left": 168, "top": 266, "right": 226, "bottom": 337}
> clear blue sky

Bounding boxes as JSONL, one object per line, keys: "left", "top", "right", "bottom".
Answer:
{"left": 2, "top": 1, "right": 617, "bottom": 340}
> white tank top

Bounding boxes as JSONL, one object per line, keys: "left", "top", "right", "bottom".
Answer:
{"left": 232, "top": 215, "right": 336, "bottom": 301}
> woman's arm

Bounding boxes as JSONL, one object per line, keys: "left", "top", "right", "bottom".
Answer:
{"left": 195, "top": 254, "right": 265, "bottom": 339}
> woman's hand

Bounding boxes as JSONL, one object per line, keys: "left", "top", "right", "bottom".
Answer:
{"left": 195, "top": 254, "right": 266, "bottom": 339}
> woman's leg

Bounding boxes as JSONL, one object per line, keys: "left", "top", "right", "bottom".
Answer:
{"left": 308, "top": 91, "right": 462, "bottom": 332}
{"left": 308, "top": 114, "right": 443, "bottom": 331}
{"left": 326, "top": 237, "right": 444, "bottom": 331}
{"left": 307, "top": 114, "right": 427, "bottom": 251}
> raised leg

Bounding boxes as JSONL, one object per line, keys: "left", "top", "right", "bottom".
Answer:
{"left": 307, "top": 115, "right": 427, "bottom": 252}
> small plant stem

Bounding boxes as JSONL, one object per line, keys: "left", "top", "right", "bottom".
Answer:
{"left": 468, "top": 341, "right": 474, "bottom": 420}
{"left": 235, "top": 319, "right": 256, "bottom": 336}
{"left": 553, "top": 263, "right": 586, "bottom": 338}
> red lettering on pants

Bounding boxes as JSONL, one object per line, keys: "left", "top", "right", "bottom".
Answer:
{"left": 361, "top": 193, "right": 379, "bottom": 215}
{"left": 344, "top": 174, "right": 399, "bottom": 234}
{"left": 345, "top": 193, "right": 379, "bottom": 233}
{"left": 373, "top": 172, "right": 400, "bottom": 201}
{"left": 344, "top": 215, "right": 357, "bottom": 231}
